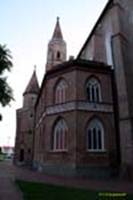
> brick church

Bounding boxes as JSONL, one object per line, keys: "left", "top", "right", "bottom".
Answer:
{"left": 14, "top": 0, "right": 133, "bottom": 178}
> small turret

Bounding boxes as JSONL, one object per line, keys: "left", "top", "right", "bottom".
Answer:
{"left": 23, "top": 68, "right": 39, "bottom": 107}
{"left": 46, "top": 17, "right": 67, "bottom": 71}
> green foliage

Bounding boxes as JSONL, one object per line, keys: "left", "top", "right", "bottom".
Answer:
{"left": 0, "top": 44, "right": 13, "bottom": 109}
{"left": 0, "top": 153, "right": 5, "bottom": 161}
{"left": 0, "top": 148, "right": 6, "bottom": 161}
{"left": 0, "top": 44, "right": 12, "bottom": 73}
{"left": 0, "top": 76, "right": 13, "bottom": 106}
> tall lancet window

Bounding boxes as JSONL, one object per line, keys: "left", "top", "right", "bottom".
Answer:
{"left": 87, "top": 119, "right": 105, "bottom": 151}
{"left": 105, "top": 32, "right": 113, "bottom": 68}
{"left": 52, "top": 118, "right": 68, "bottom": 151}
{"left": 57, "top": 51, "right": 61, "bottom": 60}
{"left": 86, "top": 77, "right": 102, "bottom": 102}
{"left": 55, "top": 79, "right": 68, "bottom": 104}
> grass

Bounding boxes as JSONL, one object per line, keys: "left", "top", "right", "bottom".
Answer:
{"left": 0, "top": 153, "right": 5, "bottom": 161}
{"left": 16, "top": 180, "right": 133, "bottom": 200}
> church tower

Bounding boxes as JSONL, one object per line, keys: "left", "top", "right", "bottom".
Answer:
{"left": 46, "top": 17, "right": 67, "bottom": 71}
{"left": 14, "top": 68, "right": 39, "bottom": 165}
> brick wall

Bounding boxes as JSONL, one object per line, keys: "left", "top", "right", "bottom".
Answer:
{"left": 34, "top": 61, "right": 117, "bottom": 177}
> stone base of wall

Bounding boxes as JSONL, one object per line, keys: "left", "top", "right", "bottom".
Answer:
{"left": 32, "top": 161, "right": 119, "bottom": 179}
{"left": 76, "top": 165, "right": 119, "bottom": 179}
{"left": 119, "top": 164, "right": 133, "bottom": 181}
{"left": 15, "top": 160, "right": 32, "bottom": 168}
{"left": 33, "top": 161, "right": 76, "bottom": 176}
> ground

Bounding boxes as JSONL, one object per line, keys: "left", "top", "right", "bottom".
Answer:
{"left": 0, "top": 160, "right": 133, "bottom": 200}
{"left": 0, "top": 160, "right": 23, "bottom": 200}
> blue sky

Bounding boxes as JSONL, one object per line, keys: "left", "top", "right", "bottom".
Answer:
{"left": 0, "top": 0, "right": 108, "bottom": 146}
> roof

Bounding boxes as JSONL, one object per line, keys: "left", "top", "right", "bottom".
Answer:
{"left": 23, "top": 69, "right": 39, "bottom": 95}
{"left": 52, "top": 17, "right": 63, "bottom": 40}
{"left": 35, "top": 59, "right": 112, "bottom": 108}
{"left": 77, "top": 0, "right": 113, "bottom": 58}
{"left": 46, "top": 59, "right": 111, "bottom": 75}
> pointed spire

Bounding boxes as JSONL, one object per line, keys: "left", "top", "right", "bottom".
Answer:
{"left": 23, "top": 68, "right": 39, "bottom": 95}
{"left": 52, "top": 17, "right": 63, "bottom": 40}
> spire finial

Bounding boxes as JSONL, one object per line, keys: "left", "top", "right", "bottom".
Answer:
{"left": 52, "top": 16, "right": 63, "bottom": 40}
{"left": 34, "top": 65, "right": 37, "bottom": 71}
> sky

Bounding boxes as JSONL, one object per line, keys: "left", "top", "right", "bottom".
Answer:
{"left": 0, "top": 0, "right": 108, "bottom": 147}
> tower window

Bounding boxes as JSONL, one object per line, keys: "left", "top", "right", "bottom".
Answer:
{"left": 57, "top": 51, "right": 61, "bottom": 60}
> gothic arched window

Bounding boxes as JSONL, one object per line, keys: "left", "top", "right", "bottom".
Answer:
{"left": 57, "top": 51, "right": 61, "bottom": 60}
{"left": 87, "top": 119, "right": 105, "bottom": 151}
{"left": 86, "top": 78, "right": 102, "bottom": 102}
{"left": 52, "top": 119, "right": 68, "bottom": 151}
{"left": 55, "top": 79, "right": 68, "bottom": 104}
{"left": 105, "top": 31, "right": 114, "bottom": 68}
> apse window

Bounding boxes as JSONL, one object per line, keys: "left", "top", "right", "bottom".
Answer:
{"left": 86, "top": 77, "right": 102, "bottom": 102}
{"left": 55, "top": 79, "right": 68, "bottom": 104}
{"left": 87, "top": 119, "right": 105, "bottom": 152}
{"left": 52, "top": 118, "right": 68, "bottom": 151}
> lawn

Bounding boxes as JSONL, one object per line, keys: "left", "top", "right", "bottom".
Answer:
{"left": 0, "top": 153, "right": 5, "bottom": 161}
{"left": 16, "top": 180, "right": 132, "bottom": 200}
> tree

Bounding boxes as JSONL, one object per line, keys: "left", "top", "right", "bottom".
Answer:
{"left": 0, "top": 44, "right": 13, "bottom": 120}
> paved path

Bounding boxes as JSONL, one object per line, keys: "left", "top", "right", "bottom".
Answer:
{"left": 0, "top": 160, "right": 23, "bottom": 200}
